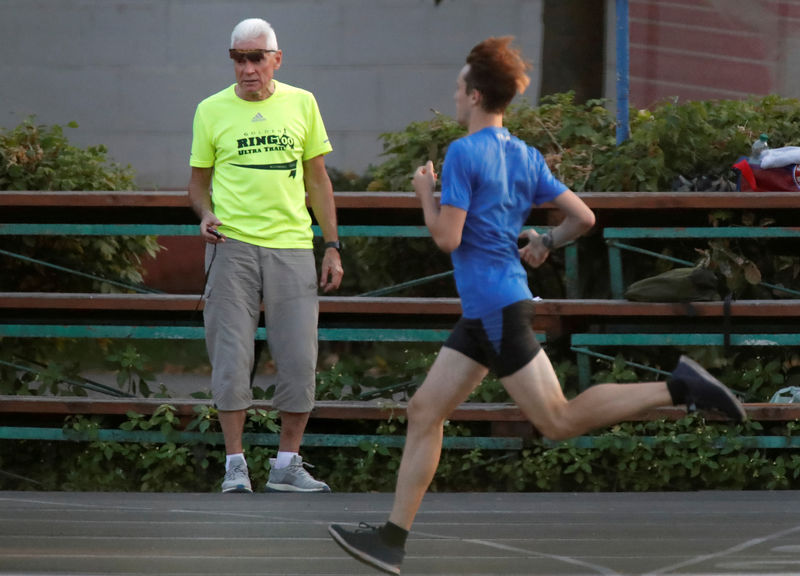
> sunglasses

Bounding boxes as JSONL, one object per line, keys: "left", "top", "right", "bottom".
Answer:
{"left": 228, "top": 49, "right": 277, "bottom": 64}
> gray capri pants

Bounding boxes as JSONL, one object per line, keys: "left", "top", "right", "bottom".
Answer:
{"left": 203, "top": 238, "right": 319, "bottom": 413}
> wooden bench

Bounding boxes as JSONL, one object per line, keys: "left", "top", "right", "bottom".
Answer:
{"left": 4, "top": 190, "right": 799, "bottom": 295}
{"left": 0, "top": 395, "right": 534, "bottom": 451}
{"left": 0, "top": 292, "right": 547, "bottom": 344}
{"left": 4, "top": 292, "right": 800, "bottom": 334}
{"left": 7, "top": 293, "right": 796, "bottom": 340}
{"left": 3, "top": 190, "right": 798, "bottom": 211}
{"left": 6, "top": 293, "right": 800, "bottom": 397}
{"left": 2, "top": 395, "right": 799, "bottom": 450}
{"left": 3, "top": 191, "right": 800, "bottom": 450}
{"left": 4, "top": 292, "right": 799, "bottom": 344}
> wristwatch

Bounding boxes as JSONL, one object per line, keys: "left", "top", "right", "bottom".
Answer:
{"left": 324, "top": 240, "right": 341, "bottom": 253}
{"left": 540, "top": 232, "right": 554, "bottom": 250}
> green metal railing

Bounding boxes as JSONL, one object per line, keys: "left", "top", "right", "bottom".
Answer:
{"left": 605, "top": 227, "right": 800, "bottom": 299}
{"left": 0, "top": 223, "right": 581, "bottom": 298}
{"left": 0, "top": 426, "right": 522, "bottom": 450}
{"left": 571, "top": 333, "right": 800, "bottom": 390}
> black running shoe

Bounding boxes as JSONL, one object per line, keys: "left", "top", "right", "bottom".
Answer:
{"left": 328, "top": 522, "right": 405, "bottom": 575}
{"left": 671, "top": 355, "right": 747, "bottom": 421}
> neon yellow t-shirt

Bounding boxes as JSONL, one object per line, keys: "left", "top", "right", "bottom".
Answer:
{"left": 190, "top": 82, "right": 332, "bottom": 248}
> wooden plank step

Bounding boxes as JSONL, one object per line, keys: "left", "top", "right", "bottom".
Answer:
{"left": 2, "top": 293, "right": 799, "bottom": 317}
{"left": 1, "top": 396, "right": 799, "bottom": 422}
{"left": 3, "top": 191, "right": 799, "bottom": 210}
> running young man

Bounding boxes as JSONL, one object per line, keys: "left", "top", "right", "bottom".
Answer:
{"left": 328, "top": 37, "right": 745, "bottom": 575}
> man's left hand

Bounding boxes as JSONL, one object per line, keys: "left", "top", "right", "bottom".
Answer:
{"left": 519, "top": 229, "right": 549, "bottom": 269}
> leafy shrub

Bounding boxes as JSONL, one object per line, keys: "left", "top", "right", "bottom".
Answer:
{"left": 369, "top": 92, "right": 800, "bottom": 193}
{"left": 0, "top": 117, "right": 159, "bottom": 292}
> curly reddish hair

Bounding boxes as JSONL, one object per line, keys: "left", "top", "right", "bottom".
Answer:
{"left": 464, "top": 36, "right": 531, "bottom": 113}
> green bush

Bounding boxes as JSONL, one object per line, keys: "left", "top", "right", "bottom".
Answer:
{"left": 369, "top": 92, "right": 800, "bottom": 193}
{"left": 0, "top": 117, "right": 159, "bottom": 292}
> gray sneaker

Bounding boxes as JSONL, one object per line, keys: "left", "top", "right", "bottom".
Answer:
{"left": 221, "top": 461, "right": 253, "bottom": 493}
{"left": 266, "top": 455, "right": 331, "bottom": 493}
{"left": 671, "top": 355, "right": 747, "bottom": 422}
{"left": 329, "top": 522, "right": 404, "bottom": 575}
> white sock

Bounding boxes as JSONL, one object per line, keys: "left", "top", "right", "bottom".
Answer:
{"left": 226, "top": 453, "right": 246, "bottom": 471}
{"left": 274, "top": 451, "right": 298, "bottom": 469}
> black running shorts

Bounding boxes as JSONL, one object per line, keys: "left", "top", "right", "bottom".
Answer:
{"left": 443, "top": 299, "right": 541, "bottom": 378}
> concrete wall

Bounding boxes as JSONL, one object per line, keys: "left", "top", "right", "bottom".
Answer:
{"left": 0, "top": 0, "right": 545, "bottom": 188}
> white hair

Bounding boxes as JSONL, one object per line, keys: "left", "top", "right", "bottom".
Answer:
{"left": 230, "top": 18, "right": 278, "bottom": 50}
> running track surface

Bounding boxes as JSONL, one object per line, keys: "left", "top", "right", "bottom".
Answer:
{"left": 1, "top": 490, "right": 799, "bottom": 575}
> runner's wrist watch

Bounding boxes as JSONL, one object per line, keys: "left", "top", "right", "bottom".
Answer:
{"left": 324, "top": 240, "right": 341, "bottom": 253}
{"left": 540, "top": 232, "right": 554, "bottom": 250}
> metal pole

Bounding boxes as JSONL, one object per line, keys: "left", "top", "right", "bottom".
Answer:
{"left": 616, "top": 0, "right": 630, "bottom": 145}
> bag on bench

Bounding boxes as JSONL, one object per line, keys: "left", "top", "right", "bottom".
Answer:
{"left": 624, "top": 267, "right": 721, "bottom": 302}
{"left": 732, "top": 156, "right": 800, "bottom": 192}
{"left": 770, "top": 386, "right": 800, "bottom": 404}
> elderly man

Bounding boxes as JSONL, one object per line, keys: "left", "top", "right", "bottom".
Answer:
{"left": 188, "top": 17, "right": 342, "bottom": 493}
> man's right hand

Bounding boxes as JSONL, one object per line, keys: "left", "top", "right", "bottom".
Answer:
{"left": 412, "top": 160, "right": 437, "bottom": 199}
{"left": 200, "top": 212, "right": 225, "bottom": 243}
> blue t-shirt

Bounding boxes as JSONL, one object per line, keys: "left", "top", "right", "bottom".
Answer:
{"left": 441, "top": 127, "right": 567, "bottom": 320}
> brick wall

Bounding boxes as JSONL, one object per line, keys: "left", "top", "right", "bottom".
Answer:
{"left": 629, "top": 0, "right": 800, "bottom": 107}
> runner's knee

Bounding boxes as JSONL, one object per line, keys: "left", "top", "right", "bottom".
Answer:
{"left": 531, "top": 403, "right": 576, "bottom": 441}
{"left": 407, "top": 394, "right": 448, "bottom": 430}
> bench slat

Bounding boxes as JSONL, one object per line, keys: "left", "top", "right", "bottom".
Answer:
{"left": 573, "top": 333, "right": 800, "bottom": 346}
{"left": 605, "top": 227, "right": 800, "bottom": 239}
{"left": 0, "top": 293, "right": 463, "bottom": 314}
{"left": 2, "top": 396, "right": 798, "bottom": 421}
{"left": 3, "top": 191, "right": 799, "bottom": 210}
{"left": 0, "top": 324, "right": 460, "bottom": 342}
{"left": 0, "top": 224, "right": 433, "bottom": 237}
{"left": 2, "top": 293, "right": 799, "bottom": 317}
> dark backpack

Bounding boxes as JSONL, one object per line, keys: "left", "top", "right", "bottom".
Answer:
{"left": 624, "top": 267, "right": 721, "bottom": 302}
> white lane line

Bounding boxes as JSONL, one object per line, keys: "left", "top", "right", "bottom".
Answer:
{"left": 643, "top": 523, "right": 800, "bottom": 575}
{"left": 409, "top": 528, "right": 620, "bottom": 576}
{"left": 167, "top": 508, "right": 265, "bottom": 519}
{"left": 462, "top": 538, "right": 622, "bottom": 576}
{"left": 716, "top": 560, "right": 800, "bottom": 569}
{"left": 0, "top": 497, "right": 267, "bottom": 519}
{"left": 0, "top": 497, "right": 151, "bottom": 511}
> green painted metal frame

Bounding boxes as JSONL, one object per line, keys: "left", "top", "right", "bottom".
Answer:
{"left": 571, "top": 333, "right": 800, "bottom": 390}
{"left": 2, "top": 425, "right": 796, "bottom": 451}
{"left": 0, "top": 248, "right": 162, "bottom": 294}
{"left": 550, "top": 434, "right": 800, "bottom": 450}
{"left": 0, "top": 426, "right": 522, "bottom": 450}
{"left": 604, "top": 226, "right": 800, "bottom": 299}
{"left": 0, "top": 324, "right": 546, "bottom": 344}
{"left": 0, "top": 359, "right": 134, "bottom": 397}
{"left": 0, "top": 223, "right": 580, "bottom": 298}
